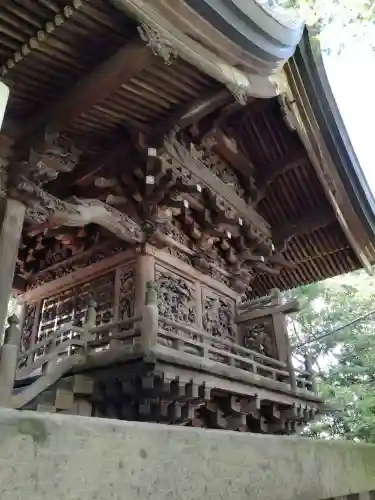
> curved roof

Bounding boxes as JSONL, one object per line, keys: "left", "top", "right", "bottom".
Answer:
{"left": 284, "top": 30, "right": 375, "bottom": 272}
{"left": 110, "top": 0, "right": 304, "bottom": 99}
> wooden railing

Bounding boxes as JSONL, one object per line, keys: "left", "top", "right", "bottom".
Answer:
{"left": 0, "top": 282, "right": 316, "bottom": 409}
{"left": 0, "top": 296, "right": 145, "bottom": 408}
{"left": 158, "top": 316, "right": 316, "bottom": 392}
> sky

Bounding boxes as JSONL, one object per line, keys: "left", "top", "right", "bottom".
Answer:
{"left": 322, "top": 38, "right": 375, "bottom": 195}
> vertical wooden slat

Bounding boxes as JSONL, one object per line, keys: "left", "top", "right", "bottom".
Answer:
{"left": 28, "top": 300, "right": 41, "bottom": 364}
{"left": 113, "top": 266, "right": 122, "bottom": 322}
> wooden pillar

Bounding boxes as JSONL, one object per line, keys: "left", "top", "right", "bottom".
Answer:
{"left": 270, "top": 289, "right": 288, "bottom": 363}
{"left": 134, "top": 247, "right": 155, "bottom": 317}
{"left": 140, "top": 281, "right": 159, "bottom": 352}
{"left": 0, "top": 314, "right": 21, "bottom": 406}
{"left": 0, "top": 198, "right": 25, "bottom": 341}
{"left": 305, "top": 353, "right": 317, "bottom": 394}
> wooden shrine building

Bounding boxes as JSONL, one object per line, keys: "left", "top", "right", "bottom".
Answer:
{"left": 0, "top": 0, "right": 374, "bottom": 433}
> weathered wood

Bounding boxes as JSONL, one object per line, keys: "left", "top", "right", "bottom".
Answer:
{"left": 18, "top": 38, "right": 154, "bottom": 140}
{"left": 11, "top": 354, "right": 86, "bottom": 409}
{"left": 305, "top": 353, "right": 318, "bottom": 394}
{"left": 155, "top": 87, "right": 232, "bottom": 137}
{"left": 273, "top": 208, "right": 335, "bottom": 246}
{"left": 134, "top": 252, "right": 155, "bottom": 318}
{"left": 211, "top": 130, "right": 254, "bottom": 178}
{"left": 140, "top": 281, "right": 159, "bottom": 351}
{"left": 21, "top": 248, "right": 136, "bottom": 303}
{"left": 164, "top": 140, "right": 271, "bottom": 240}
{"left": 254, "top": 147, "right": 306, "bottom": 203}
{"left": 17, "top": 324, "right": 83, "bottom": 362}
{"left": 15, "top": 181, "right": 144, "bottom": 246}
{"left": 12, "top": 275, "right": 27, "bottom": 293}
{"left": 0, "top": 315, "right": 21, "bottom": 406}
{"left": 158, "top": 316, "right": 287, "bottom": 368}
{"left": 73, "top": 142, "right": 134, "bottom": 188}
{"left": 0, "top": 199, "right": 25, "bottom": 338}
{"left": 235, "top": 299, "right": 300, "bottom": 323}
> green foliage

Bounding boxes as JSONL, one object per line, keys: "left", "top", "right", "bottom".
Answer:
{"left": 279, "top": 0, "right": 375, "bottom": 50}
{"left": 286, "top": 269, "right": 375, "bottom": 442}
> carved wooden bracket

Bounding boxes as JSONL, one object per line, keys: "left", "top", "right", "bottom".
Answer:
{"left": 14, "top": 178, "right": 144, "bottom": 244}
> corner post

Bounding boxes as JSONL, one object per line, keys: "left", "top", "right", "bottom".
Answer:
{"left": 305, "top": 352, "right": 317, "bottom": 394}
{"left": 0, "top": 198, "right": 26, "bottom": 340}
{"left": 140, "top": 281, "right": 159, "bottom": 352}
{"left": 0, "top": 314, "right": 21, "bottom": 407}
{"left": 270, "top": 288, "right": 297, "bottom": 391}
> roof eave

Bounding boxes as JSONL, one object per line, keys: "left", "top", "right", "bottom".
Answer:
{"left": 283, "top": 29, "right": 375, "bottom": 273}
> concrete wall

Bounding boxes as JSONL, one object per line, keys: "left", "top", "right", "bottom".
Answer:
{"left": 0, "top": 409, "right": 375, "bottom": 500}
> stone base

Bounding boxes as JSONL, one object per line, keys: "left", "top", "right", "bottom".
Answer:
{"left": 22, "top": 374, "right": 94, "bottom": 416}
{"left": 19, "top": 354, "right": 319, "bottom": 435}
{"left": 1, "top": 409, "right": 375, "bottom": 500}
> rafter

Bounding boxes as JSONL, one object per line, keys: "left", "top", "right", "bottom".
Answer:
{"left": 272, "top": 207, "right": 335, "bottom": 246}
{"left": 254, "top": 147, "right": 306, "bottom": 204}
{"left": 153, "top": 86, "right": 232, "bottom": 139}
{"left": 15, "top": 37, "right": 153, "bottom": 143}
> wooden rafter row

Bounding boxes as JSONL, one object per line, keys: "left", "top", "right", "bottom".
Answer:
{"left": 14, "top": 37, "right": 154, "bottom": 144}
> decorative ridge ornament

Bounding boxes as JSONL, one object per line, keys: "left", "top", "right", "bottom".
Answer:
{"left": 226, "top": 83, "right": 248, "bottom": 106}
{"left": 138, "top": 23, "right": 177, "bottom": 65}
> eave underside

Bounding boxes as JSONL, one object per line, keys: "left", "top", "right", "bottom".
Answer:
{"left": 0, "top": 0, "right": 360, "bottom": 296}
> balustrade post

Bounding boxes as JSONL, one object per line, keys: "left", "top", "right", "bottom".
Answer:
{"left": 140, "top": 281, "right": 159, "bottom": 352}
{"left": 285, "top": 333, "right": 297, "bottom": 393}
{"left": 83, "top": 297, "right": 97, "bottom": 342}
{"left": 305, "top": 352, "right": 318, "bottom": 394}
{"left": 0, "top": 314, "right": 21, "bottom": 407}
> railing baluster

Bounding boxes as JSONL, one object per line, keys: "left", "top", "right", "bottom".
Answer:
{"left": 83, "top": 297, "right": 97, "bottom": 342}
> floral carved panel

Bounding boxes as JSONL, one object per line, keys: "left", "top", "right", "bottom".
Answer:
{"left": 202, "top": 288, "right": 235, "bottom": 341}
{"left": 241, "top": 321, "right": 277, "bottom": 359}
{"left": 117, "top": 266, "right": 134, "bottom": 321}
{"left": 20, "top": 303, "right": 36, "bottom": 361}
{"left": 155, "top": 267, "right": 197, "bottom": 326}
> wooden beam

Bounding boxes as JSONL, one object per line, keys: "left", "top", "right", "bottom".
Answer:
{"left": 53, "top": 88, "right": 233, "bottom": 190}
{"left": 235, "top": 299, "right": 300, "bottom": 323}
{"left": 165, "top": 140, "right": 271, "bottom": 240}
{"left": 12, "top": 275, "right": 27, "bottom": 294}
{"left": 75, "top": 142, "right": 134, "bottom": 187}
{"left": 154, "top": 87, "right": 232, "bottom": 138}
{"left": 211, "top": 130, "right": 254, "bottom": 179}
{"left": 273, "top": 207, "right": 335, "bottom": 245}
{"left": 17, "top": 37, "right": 154, "bottom": 140}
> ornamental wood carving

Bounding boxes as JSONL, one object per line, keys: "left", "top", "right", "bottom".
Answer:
{"left": 29, "top": 129, "right": 81, "bottom": 181}
{"left": 14, "top": 178, "right": 144, "bottom": 243}
{"left": 162, "top": 138, "right": 271, "bottom": 241}
{"left": 242, "top": 323, "right": 276, "bottom": 359}
{"left": 202, "top": 291, "right": 235, "bottom": 341}
{"left": 156, "top": 269, "right": 196, "bottom": 326}
{"left": 19, "top": 303, "right": 36, "bottom": 365}
{"left": 36, "top": 272, "right": 116, "bottom": 354}
{"left": 118, "top": 266, "right": 134, "bottom": 321}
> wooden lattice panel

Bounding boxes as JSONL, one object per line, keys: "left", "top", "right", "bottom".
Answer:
{"left": 36, "top": 271, "right": 116, "bottom": 358}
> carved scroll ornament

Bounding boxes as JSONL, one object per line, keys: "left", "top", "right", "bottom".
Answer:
{"left": 16, "top": 178, "right": 144, "bottom": 244}
{"left": 28, "top": 129, "right": 81, "bottom": 184}
{"left": 138, "top": 23, "right": 177, "bottom": 65}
